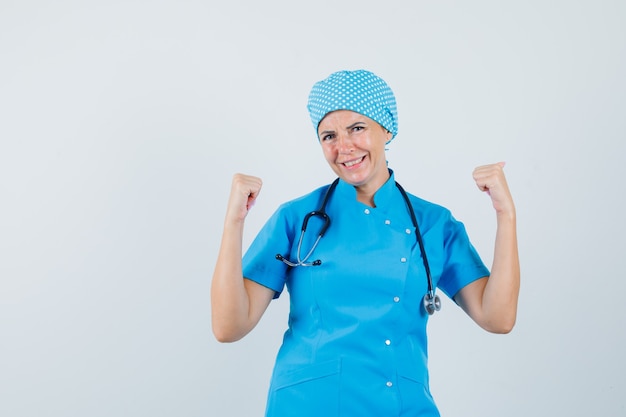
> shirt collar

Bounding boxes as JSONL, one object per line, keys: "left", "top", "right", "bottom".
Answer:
{"left": 334, "top": 169, "right": 396, "bottom": 207}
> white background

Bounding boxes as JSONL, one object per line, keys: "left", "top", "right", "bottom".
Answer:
{"left": 1, "top": 1, "right": 625, "bottom": 416}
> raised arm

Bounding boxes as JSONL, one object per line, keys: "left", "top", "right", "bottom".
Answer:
{"left": 455, "top": 162, "right": 520, "bottom": 334}
{"left": 211, "top": 174, "right": 275, "bottom": 343}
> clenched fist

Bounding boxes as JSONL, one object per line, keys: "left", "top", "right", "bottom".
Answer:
{"left": 225, "top": 173, "right": 263, "bottom": 223}
{"left": 473, "top": 162, "right": 515, "bottom": 216}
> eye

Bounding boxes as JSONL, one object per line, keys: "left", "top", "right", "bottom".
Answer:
{"left": 320, "top": 133, "right": 335, "bottom": 142}
{"left": 351, "top": 125, "right": 365, "bottom": 132}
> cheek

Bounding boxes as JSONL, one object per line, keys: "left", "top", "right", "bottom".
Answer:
{"left": 320, "top": 145, "right": 335, "bottom": 161}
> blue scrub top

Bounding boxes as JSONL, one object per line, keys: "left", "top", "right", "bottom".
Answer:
{"left": 243, "top": 170, "right": 489, "bottom": 417}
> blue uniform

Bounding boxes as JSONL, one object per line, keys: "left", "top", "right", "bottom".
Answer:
{"left": 243, "top": 171, "right": 489, "bottom": 416}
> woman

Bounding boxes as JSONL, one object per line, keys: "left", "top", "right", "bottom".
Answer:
{"left": 211, "top": 70, "right": 520, "bottom": 416}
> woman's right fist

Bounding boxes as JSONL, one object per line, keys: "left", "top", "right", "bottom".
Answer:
{"left": 226, "top": 173, "right": 263, "bottom": 222}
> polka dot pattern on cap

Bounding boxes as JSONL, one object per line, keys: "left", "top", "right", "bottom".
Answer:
{"left": 307, "top": 70, "right": 398, "bottom": 142}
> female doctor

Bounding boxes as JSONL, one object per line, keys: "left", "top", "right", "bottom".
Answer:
{"left": 211, "top": 69, "right": 520, "bottom": 416}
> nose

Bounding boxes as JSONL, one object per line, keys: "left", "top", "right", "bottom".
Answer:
{"left": 336, "top": 132, "right": 353, "bottom": 154}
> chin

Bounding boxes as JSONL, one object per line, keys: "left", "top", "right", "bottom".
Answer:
{"left": 340, "top": 173, "right": 369, "bottom": 187}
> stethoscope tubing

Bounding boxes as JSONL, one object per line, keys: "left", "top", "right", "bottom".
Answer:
{"left": 276, "top": 178, "right": 441, "bottom": 314}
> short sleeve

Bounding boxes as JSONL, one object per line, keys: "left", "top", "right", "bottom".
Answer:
{"left": 242, "top": 204, "right": 294, "bottom": 298}
{"left": 436, "top": 212, "right": 490, "bottom": 300}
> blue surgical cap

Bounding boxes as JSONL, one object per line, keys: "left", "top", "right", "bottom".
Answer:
{"left": 307, "top": 70, "right": 398, "bottom": 141}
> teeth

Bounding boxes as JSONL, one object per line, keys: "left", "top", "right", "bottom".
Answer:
{"left": 344, "top": 157, "right": 364, "bottom": 167}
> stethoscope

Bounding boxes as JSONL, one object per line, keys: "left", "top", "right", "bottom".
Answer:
{"left": 275, "top": 179, "right": 442, "bottom": 315}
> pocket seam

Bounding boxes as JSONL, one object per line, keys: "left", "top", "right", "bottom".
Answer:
{"left": 273, "top": 359, "right": 341, "bottom": 390}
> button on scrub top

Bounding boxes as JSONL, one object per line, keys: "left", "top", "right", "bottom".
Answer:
{"left": 243, "top": 171, "right": 489, "bottom": 417}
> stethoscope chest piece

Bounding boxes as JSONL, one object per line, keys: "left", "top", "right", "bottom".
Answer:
{"left": 423, "top": 292, "right": 442, "bottom": 315}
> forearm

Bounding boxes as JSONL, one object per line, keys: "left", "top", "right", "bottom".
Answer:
{"left": 211, "top": 220, "right": 253, "bottom": 342}
{"left": 482, "top": 212, "right": 520, "bottom": 332}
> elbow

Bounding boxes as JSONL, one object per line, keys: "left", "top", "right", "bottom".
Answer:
{"left": 212, "top": 326, "right": 244, "bottom": 343}
{"left": 484, "top": 316, "right": 516, "bottom": 334}
{"left": 211, "top": 317, "right": 248, "bottom": 343}
{"left": 489, "top": 323, "right": 515, "bottom": 335}
{"left": 213, "top": 334, "right": 241, "bottom": 343}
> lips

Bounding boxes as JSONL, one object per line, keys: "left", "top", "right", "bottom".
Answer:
{"left": 342, "top": 156, "right": 365, "bottom": 168}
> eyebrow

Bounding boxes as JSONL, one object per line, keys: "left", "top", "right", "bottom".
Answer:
{"left": 346, "top": 121, "right": 367, "bottom": 129}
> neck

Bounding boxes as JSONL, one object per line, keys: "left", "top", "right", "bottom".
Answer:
{"left": 354, "top": 170, "right": 391, "bottom": 207}
{"left": 356, "top": 190, "right": 376, "bottom": 207}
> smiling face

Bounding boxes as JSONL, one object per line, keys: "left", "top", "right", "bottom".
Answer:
{"left": 318, "top": 110, "right": 392, "bottom": 204}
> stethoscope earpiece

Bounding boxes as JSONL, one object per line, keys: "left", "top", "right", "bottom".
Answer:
{"left": 276, "top": 253, "right": 322, "bottom": 267}
{"left": 275, "top": 180, "right": 338, "bottom": 268}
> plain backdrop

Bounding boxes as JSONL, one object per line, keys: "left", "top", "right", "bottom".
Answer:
{"left": 1, "top": 1, "right": 625, "bottom": 416}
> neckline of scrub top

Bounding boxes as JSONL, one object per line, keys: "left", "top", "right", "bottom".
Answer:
{"left": 335, "top": 168, "right": 397, "bottom": 209}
